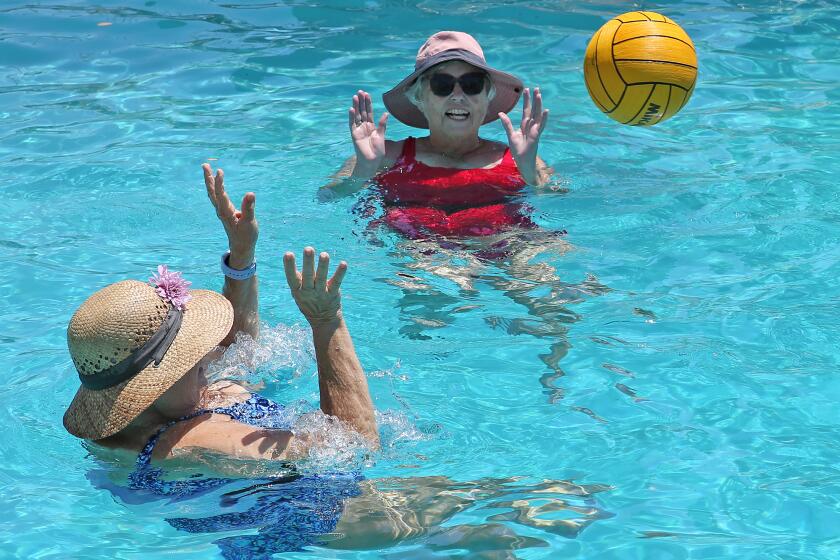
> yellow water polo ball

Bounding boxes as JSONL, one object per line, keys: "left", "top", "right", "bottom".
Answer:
{"left": 583, "top": 11, "right": 697, "bottom": 126}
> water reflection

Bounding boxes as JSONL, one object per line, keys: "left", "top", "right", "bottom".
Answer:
{"left": 313, "top": 475, "right": 613, "bottom": 553}
{"left": 378, "top": 228, "right": 609, "bottom": 402}
{"left": 89, "top": 453, "right": 612, "bottom": 558}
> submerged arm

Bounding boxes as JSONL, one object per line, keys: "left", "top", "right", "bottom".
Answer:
{"left": 521, "top": 155, "right": 553, "bottom": 187}
{"left": 318, "top": 155, "right": 369, "bottom": 201}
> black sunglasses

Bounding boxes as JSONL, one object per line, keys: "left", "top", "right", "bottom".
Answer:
{"left": 428, "top": 72, "right": 488, "bottom": 97}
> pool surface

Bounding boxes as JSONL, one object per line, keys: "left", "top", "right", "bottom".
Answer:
{"left": 2, "top": 0, "right": 840, "bottom": 558}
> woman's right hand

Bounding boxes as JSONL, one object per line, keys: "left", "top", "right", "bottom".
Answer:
{"left": 349, "top": 90, "right": 389, "bottom": 174}
{"left": 202, "top": 163, "right": 258, "bottom": 269}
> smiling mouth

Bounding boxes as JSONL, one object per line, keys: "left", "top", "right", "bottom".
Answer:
{"left": 445, "top": 109, "right": 470, "bottom": 121}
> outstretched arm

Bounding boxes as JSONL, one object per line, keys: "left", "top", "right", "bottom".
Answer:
{"left": 202, "top": 163, "right": 259, "bottom": 344}
{"left": 284, "top": 247, "right": 379, "bottom": 447}
{"left": 318, "top": 155, "right": 367, "bottom": 201}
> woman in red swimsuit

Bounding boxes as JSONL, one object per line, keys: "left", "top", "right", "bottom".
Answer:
{"left": 322, "top": 32, "right": 587, "bottom": 397}
{"left": 324, "top": 31, "right": 552, "bottom": 240}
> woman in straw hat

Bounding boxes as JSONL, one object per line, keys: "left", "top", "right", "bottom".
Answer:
{"left": 63, "top": 163, "right": 378, "bottom": 465}
{"left": 323, "top": 30, "right": 552, "bottom": 239}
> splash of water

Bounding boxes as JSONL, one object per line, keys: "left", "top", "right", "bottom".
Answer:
{"left": 283, "top": 406, "right": 432, "bottom": 473}
{"left": 205, "top": 327, "right": 429, "bottom": 473}
{"left": 286, "top": 408, "right": 371, "bottom": 471}
{"left": 206, "top": 323, "right": 313, "bottom": 386}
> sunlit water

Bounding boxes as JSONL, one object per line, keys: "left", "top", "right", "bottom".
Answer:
{"left": 2, "top": 0, "right": 840, "bottom": 558}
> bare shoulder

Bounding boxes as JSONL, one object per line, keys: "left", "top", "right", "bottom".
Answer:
{"left": 382, "top": 139, "right": 405, "bottom": 167}
{"left": 329, "top": 139, "right": 403, "bottom": 183}
{"left": 485, "top": 138, "right": 511, "bottom": 154}
{"left": 206, "top": 380, "right": 251, "bottom": 400}
{"left": 210, "top": 379, "right": 251, "bottom": 394}
{"left": 156, "top": 413, "right": 296, "bottom": 461}
{"left": 478, "top": 138, "right": 513, "bottom": 168}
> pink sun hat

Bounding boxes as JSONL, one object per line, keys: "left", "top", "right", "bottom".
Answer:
{"left": 383, "top": 31, "right": 524, "bottom": 129}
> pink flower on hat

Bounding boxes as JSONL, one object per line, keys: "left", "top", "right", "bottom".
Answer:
{"left": 149, "top": 265, "right": 192, "bottom": 310}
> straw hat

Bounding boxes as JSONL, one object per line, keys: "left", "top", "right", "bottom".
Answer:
{"left": 63, "top": 276, "right": 233, "bottom": 440}
{"left": 383, "top": 31, "right": 524, "bottom": 129}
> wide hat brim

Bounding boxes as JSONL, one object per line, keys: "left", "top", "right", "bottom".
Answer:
{"left": 63, "top": 289, "right": 233, "bottom": 440}
{"left": 383, "top": 49, "right": 524, "bottom": 129}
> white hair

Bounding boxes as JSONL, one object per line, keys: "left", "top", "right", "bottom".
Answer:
{"left": 405, "top": 67, "right": 496, "bottom": 113}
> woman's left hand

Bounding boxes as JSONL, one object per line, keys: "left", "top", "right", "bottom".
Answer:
{"left": 283, "top": 247, "right": 346, "bottom": 328}
{"left": 202, "top": 163, "right": 258, "bottom": 268}
{"left": 498, "top": 87, "right": 549, "bottom": 169}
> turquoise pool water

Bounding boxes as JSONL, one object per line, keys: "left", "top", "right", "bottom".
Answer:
{"left": 3, "top": 0, "right": 840, "bottom": 557}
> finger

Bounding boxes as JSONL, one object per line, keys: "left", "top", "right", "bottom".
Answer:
{"left": 217, "top": 169, "right": 239, "bottom": 217}
{"left": 301, "top": 246, "right": 316, "bottom": 290}
{"left": 356, "top": 91, "right": 366, "bottom": 122}
{"left": 377, "top": 112, "right": 389, "bottom": 135}
{"left": 214, "top": 169, "right": 234, "bottom": 220}
{"left": 538, "top": 109, "right": 550, "bottom": 134}
{"left": 348, "top": 107, "right": 356, "bottom": 129}
{"left": 521, "top": 88, "right": 531, "bottom": 127}
{"left": 364, "top": 92, "right": 373, "bottom": 123}
{"left": 219, "top": 189, "right": 236, "bottom": 222}
{"left": 328, "top": 261, "right": 348, "bottom": 292}
{"left": 532, "top": 87, "right": 543, "bottom": 118}
{"left": 352, "top": 94, "right": 362, "bottom": 123}
{"left": 241, "top": 192, "right": 256, "bottom": 221}
{"left": 202, "top": 163, "right": 217, "bottom": 205}
{"left": 315, "top": 252, "right": 329, "bottom": 291}
{"left": 498, "top": 112, "right": 515, "bottom": 137}
{"left": 283, "top": 252, "right": 300, "bottom": 289}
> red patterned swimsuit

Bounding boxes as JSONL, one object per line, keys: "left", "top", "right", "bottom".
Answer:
{"left": 374, "top": 137, "right": 535, "bottom": 238}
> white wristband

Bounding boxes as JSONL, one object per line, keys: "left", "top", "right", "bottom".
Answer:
{"left": 221, "top": 251, "right": 257, "bottom": 280}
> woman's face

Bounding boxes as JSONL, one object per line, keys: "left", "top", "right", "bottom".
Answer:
{"left": 419, "top": 61, "right": 490, "bottom": 136}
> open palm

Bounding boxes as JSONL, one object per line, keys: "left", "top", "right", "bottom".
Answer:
{"left": 283, "top": 247, "right": 347, "bottom": 326}
{"left": 499, "top": 87, "right": 549, "bottom": 162}
{"left": 349, "top": 90, "right": 389, "bottom": 164}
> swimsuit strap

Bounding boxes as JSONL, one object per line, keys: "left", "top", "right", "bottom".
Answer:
{"left": 395, "top": 136, "right": 416, "bottom": 166}
{"left": 406, "top": 137, "right": 516, "bottom": 172}
{"left": 128, "top": 407, "right": 230, "bottom": 497}
{"left": 135, "top": 408, "right": 212, "bottom": 470}
{"left": 501, "top": 146, "right": 515, "bottom": 166}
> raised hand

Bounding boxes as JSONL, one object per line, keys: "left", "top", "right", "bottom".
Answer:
{"left": 349, "top": 90, "right": 389, "bottom": 169}
{"left": 283, "top": 247, "right": 378, "bottom": 446}
{"left": 202, "top": 163, "right": 258, "bottom": 268}
{"left": 498, "top": 87, "right": 550, "bottom": 165}
{"left": 283, "top": 247, "right": 347, "bottom": 326}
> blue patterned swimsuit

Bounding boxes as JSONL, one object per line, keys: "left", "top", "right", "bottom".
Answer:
{"left": 122, "top": 393, "right": 363, "bottom": 560}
